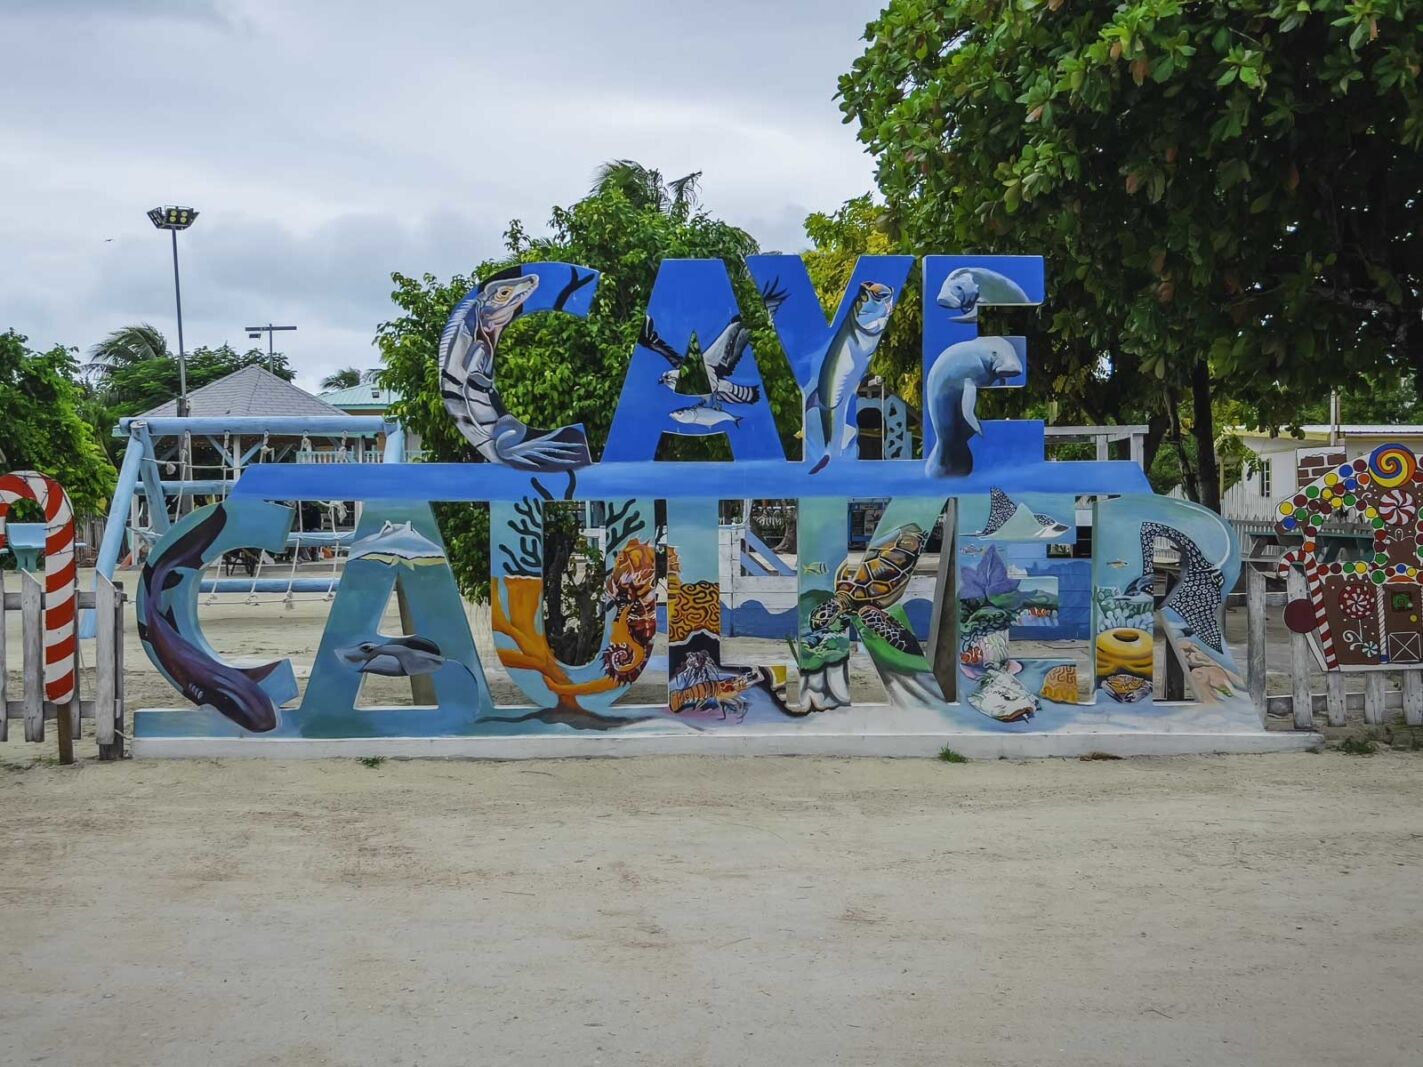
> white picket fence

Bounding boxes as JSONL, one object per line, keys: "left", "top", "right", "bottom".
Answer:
{"left": 1, "top": 570, "right": 125, "bottom": 762}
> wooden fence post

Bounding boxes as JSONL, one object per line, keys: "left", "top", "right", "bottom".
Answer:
{"left": 21, "top": 571, "right": 43, "bottom": 742}
{"left": 1403, "top": 671, "right": 1423, "bottom": 728}
{"left": 1247, "top": 567, "right": 1266, "bottom": 719}
{"left": 1286, "top": 568, "right": 1314, "bottom": 730}
{"left": 1364, "top": 672, "right": 1389, "bottom": 726}
{"left": 0, "top": 568, "right": 7, "bottom": 743}
{"left": 1326, "top": 672, "right": 1348, "bottom": 727}
{"left": 95, "top": 574, "right": 120, "bottom": 758}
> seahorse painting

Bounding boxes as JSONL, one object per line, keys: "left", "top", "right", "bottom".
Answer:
{"left": 601, "top": 538, "right": 658, "bottom": 684}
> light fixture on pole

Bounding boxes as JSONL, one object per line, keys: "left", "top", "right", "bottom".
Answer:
{"left": 147, "top": 205, "right": 199, "bottom": 417}
{"left": 244, "top": 324, "right": 297, "bottom": 374}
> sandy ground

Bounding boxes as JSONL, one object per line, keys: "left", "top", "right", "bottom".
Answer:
{"left": 1, "top": 751, "right": 1421, "bottom": 1066}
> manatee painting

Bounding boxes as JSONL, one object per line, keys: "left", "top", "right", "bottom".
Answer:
{"left": 936, "top": 267, "right": 1032, "bottom": 323}
{"left": 925, "top": 337, "right": 1023, "bottom": 477}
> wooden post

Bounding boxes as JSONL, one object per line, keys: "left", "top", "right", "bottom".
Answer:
{"left": 1286, "top": 568, "right": 1314, "bottom": 729}
{"left": 1247, "top": 567, "right": 1267, "bottom": 719}
{"left": 95, "top": 574, "right": 118, "bottom": 756}
{"left": 0, "top": 568, "right": 7, "bottom": 743}
{"left": 21, "top": 571, "right": 43, "bottom": 742}
{"left": 1095, "top": 433, "right": 1109, "bottom": 461}
{"left": 112, "top": 582, "right": 126, "bottom": 759}
{"left": 1325, "top": 672, "right": 1347, "bottom": 727}
{"left": 926, "top": 501, "right": 957, "bottom": 702}
{"left": 1403, "top": 671, "right": 1423, "bottom": 728}
{"left": 1364, "top": 672, "right": 1388, "bottom": 726}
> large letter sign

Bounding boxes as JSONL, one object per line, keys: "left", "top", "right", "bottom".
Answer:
{"left": 131, "top": 253, "right": 1302, "bottom": 758}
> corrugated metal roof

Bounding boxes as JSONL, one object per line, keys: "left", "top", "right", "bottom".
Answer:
{"left": 140, "top": 365, "right": 344, "bottom": 419}
{"left": 317, "top": 383, "right": 400, "bottom": 410}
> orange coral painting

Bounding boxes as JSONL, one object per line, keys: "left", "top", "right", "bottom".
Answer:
{"left": 489, "top": 497, "right": 656, "bottom": 719}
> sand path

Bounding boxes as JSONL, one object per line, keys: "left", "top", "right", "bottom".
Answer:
{"left": 2, "top": 751, "right": 1420, "bottom": 1066}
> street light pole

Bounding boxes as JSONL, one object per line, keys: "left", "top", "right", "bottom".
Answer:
{"left": 169, "top": 228, "right": 188, "bottom": 416}
{"left": 245, "top": 324, "right": 297, "bottom": 374}
{"left": 147, "top": 206, "right": 199, "bottom": 418}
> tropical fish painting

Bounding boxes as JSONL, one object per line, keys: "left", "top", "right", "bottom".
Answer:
{"left": 804, "top": 281, "right": 896, "bottom": 473}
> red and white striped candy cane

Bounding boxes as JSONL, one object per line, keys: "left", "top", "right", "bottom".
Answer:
{"left": 0, "top": 472, "right": 77, "bottom": 704}
{"left": 1279, "top": 547, "right": 1339, "bottom": 670}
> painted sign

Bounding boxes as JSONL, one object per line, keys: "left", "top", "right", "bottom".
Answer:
{"left": 133, "top": 255, "right": 1266, "bottom": 746}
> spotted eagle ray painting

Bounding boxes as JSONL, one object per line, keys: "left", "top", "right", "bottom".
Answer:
{"left": 961, "top": 488, "right": 1074, "bottom": 541}
{"left": 133, "top": 252, "right": 1288, "bottom": 756}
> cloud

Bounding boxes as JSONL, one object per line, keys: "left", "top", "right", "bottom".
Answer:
{"left": 1, "top": 0, "right": 882, "bottom": 393}
{"left": 7, "top": 0, "right": 234, "bottom": 25}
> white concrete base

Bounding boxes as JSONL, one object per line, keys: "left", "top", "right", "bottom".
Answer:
{"left": 133, "top": 729, "right": 1322, "bottom": 761}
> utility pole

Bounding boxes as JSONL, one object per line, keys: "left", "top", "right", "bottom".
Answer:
{"left": 245, "top": 324, "right": 297, "bottom": 373}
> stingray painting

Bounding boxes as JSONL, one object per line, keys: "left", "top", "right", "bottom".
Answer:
{"left": 348, "top": 521, "right": 446, "bottom": 568}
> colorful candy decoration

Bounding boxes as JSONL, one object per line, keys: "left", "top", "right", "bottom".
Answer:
{"left": 0, "top": 472, "right": 78, "bottom": 704}
{"left": 1278, "top": 546, "right": 1340, "bottom": 669}
{"left": 1338, "top": 581, "right": 1375, "bottom": 619}
{"left": 1375, "top": 486, "right": 1417, "bottom": 527}
{"left": 1369, "top": 444, "right": 1416, "bottom": 489}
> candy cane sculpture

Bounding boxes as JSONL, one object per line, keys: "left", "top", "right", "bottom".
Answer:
{"left": 1278, "top": 546, "right": 1339, "bottom": 670}
{"left": 0, "top": 472, "right": 77, "bottom": 704}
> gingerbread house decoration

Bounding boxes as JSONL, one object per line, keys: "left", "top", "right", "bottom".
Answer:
{"left": 1276, "top": 444, "right": 1423, "bottom": 669}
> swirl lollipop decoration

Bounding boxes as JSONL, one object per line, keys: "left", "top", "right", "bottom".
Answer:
{"left": 1368, "top": 444, "right": 1417, "bottom": 489}
{"left": 1377, "top": 486, "right": 1417, "bottom": 527}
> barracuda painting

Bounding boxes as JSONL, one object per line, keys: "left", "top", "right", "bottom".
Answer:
{"left": 131, "top": 252, "right": 1300, "bottom": 759}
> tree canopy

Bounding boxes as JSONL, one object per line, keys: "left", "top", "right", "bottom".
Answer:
{"left": 379, "top": 163, "right": 793, "bottom": 600}
{"left": 838, "top": 0, "right": 1423, "bottom": 508}
{"left": 0, "top": 330, "right": 116, "bottom": 515}
{"left": 92, "top": 331, "right": 295, "bottom": 420}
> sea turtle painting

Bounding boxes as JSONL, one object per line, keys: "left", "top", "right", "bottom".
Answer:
{"left": 805, "top": 522, "right": 927, "bottom": 654}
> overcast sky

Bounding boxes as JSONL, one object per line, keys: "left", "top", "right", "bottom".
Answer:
{"left": 2, "top": 0, "right": 883, "bottom": 392}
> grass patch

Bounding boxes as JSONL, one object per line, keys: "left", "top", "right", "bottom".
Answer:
{"left": 1079, "top": 751, "right": 1123, "bottom": 761}
{"left": 358, "top": 756, "right": 386, "bottom": 768}
{"left": 1339, "top": 733, "right": 1378, "bottom": 756}
{"left": 937, "top": 746, "right": 968, "bottom": 763}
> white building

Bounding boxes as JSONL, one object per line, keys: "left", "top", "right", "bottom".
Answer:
{"left": 1222, "top": 424, "right": 1423, "bottom": 532}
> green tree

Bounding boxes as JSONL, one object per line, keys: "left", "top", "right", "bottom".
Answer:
{"left": 0, "top": 331, "right": 116, "bottom": 515}
{"left": 838, "top": 0, "right": 1423, "bottom": 510}
{"left": 380, "top": 164, "right": 793, "bottom": 600}
{"left": 99, "top": 339, "right": 295, "bottom": 419}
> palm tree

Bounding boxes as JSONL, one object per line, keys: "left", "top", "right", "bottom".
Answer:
{"left": 320, "top": 367, "right": 360, "bottom": 390}
{"left": 320, "top": 367, "right": 383, "bottom": 390}
{"left": 590, "top": 160, "right": 704, "bottom": 218}
{"left": 87, "top": 324, "right": 169, "bottom": 386}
